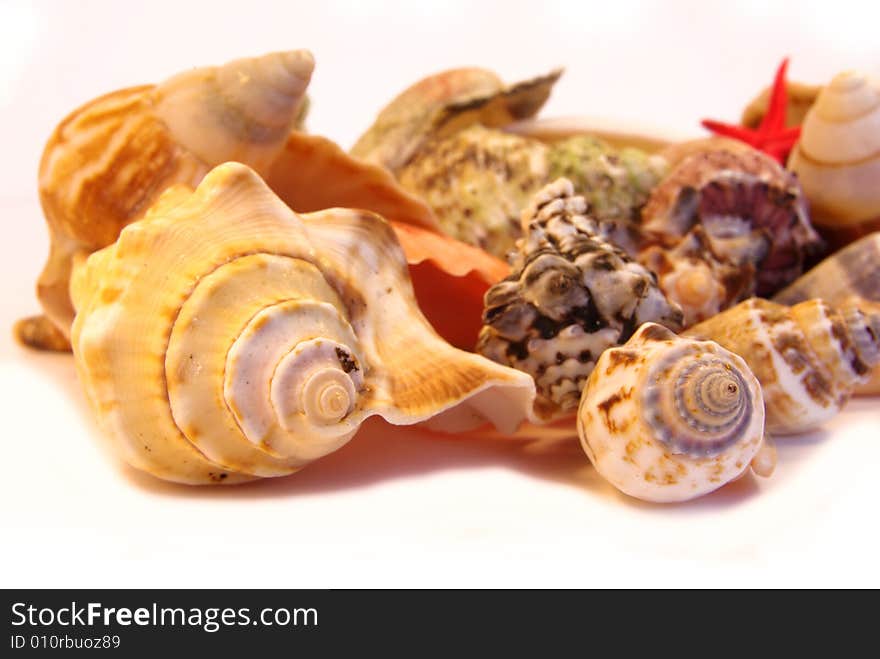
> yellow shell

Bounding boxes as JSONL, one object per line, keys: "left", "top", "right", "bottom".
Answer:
{"left": 685, "top": 298, "right": 880, "bottom": 434}
{"left": 24, "top": 51, "right": 314, "bottom": 349}
{"left": 577, "top": 323, "right": 767, "bottom": 503}
{"left": 788, "top": 71, "right": 880, "bottom": 234}
{"left": 70, "top": 163, "right": 536, "bottom": 485}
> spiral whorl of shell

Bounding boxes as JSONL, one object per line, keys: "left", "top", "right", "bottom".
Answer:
{"left": 685, "top": 298, "right": 880, "bottom": 434}
{"left": 26, "top": 51, "right": 314, "bottom": 349}
{"left": 577, "top": 323, "right": 766, "bottom": 503}
{"left": 70, "top": 163, "right": 536, "bottom": 484}
{"left": 788, "top": 71, "right": 880, "bottom": 235}
{"left": 477, "top": 179, "right": 683, "bottom": 421}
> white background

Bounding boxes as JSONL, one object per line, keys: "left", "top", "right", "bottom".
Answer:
{"left": 1, "top": 0, "right": 879, "bottom": 588}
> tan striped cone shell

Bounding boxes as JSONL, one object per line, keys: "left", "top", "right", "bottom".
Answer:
{"left": 685, "top": 298, "right": 880, "bottom": 434}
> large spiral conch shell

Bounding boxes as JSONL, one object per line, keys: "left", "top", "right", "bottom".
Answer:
{"left": 788, "top": 71, "right": 880, "bottom": 247}
{"left": 577, "top": 323, "right": 769, "bottom": 503}
{"left": 21, "top": 50, "right": 314, "bottom": 350}
{"left": 685, "top": 298, "right": 880, "bottom": 434}
{"left": 70, "top": 163, "right": 536, "bottom": 484}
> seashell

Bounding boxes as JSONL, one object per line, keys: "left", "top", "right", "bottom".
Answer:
{"left": 477, "top": 179, "right": 684, "bottom": 421}
{"left": 639, "top": 141, "right": 823, "bottom": 324}
{"left": 506, "top": 115, "right": 681, "bottom": 154}
{"left": 773, "top": 232, "right": 880, "bottom": 306}
{"left": 397, "top": 127, "right": 667, "bottom": 260}
{"left": 547, "top": 135, "right": 668, "bottom": 229}
{"left": 19, "top": 51, "right": 314, "bottom": 351}
{"left": 773, "top": 233, "right": 880, "bottom": 398}
{"left": 788, "top": 71, "right": 880, "bottom": 247}
{"left": 577, "top": 322, "right": 768, "bottom": 503}
{"left": 390, "top": 221, "right": 510, "bottom": 350}
{"left": 69, "top": 163, "right": 536, "bottom": 485}
{"left": 850, "top": 299, "right": 880, "bottom": 396}
{"left": 397, "top": 124, "right": 551, "bottom": 257}
{"left": 741, "top": 79, "right": 821, "bottom": 130}
{"left": 639, "top": 225, "right": 754, "bottom": 328}
{"left": 541, "top": 134, "right": 668, "bottom": 258}
{"left": 684, "top": 298, "right": 880, "bottom": 434}
{"left": 264, "top": 131, "right": 439, "bottom": 231}
{"left": 234, "top": 129, "right": 510, "bottom": 350}
{"left": 351, "top": 67, "right": 561, "bottom": 173}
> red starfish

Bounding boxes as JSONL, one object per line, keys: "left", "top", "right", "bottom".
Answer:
{"left": 701, "top": 58, "right": 801, "bottom": 164}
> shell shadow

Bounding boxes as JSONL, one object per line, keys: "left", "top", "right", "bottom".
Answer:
{"left": 17, "top": 347, "right": 812, "bottom": 510}
{"left": 119, "top": 415, "right": 768, "bottom": 512}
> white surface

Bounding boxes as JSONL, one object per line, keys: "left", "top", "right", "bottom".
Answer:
{"left": 2, "top": 0, "right": 879, "bottom": 588}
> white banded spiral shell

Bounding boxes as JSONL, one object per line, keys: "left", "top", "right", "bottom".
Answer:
{"left": 577, "top": 323, "right": 767, "bottom": 503}
{"left": 70, "top": 163, "right": 536, "bottom": 484}
{"left": 788, "top": 71, "right": 880, "bottom": 244}
{"left": 685, "top": 298, "right": 880, "bottom": 434}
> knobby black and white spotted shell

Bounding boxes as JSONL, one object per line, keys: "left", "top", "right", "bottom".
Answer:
{"left": 477, "top": 178, "right": 683, "bottom": 421}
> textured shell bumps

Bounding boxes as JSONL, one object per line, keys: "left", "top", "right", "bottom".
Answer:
{"left": 477, "top": 179, "right": 683, "bottom": 421}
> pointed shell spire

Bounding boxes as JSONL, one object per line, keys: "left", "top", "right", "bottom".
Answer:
{"left": 19, "top": 51, "right": 315, "bottom": 351}
{"left": 788, "top": 71, "right": 880, "bottom": 238}
{"left": 154, "top": 50, "right": 314, "bottom": 174}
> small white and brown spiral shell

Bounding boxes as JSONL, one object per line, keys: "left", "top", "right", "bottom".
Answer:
{"left": 577, "top": 323, "right": 768, "bottom": 503}
{"left": 70, "top": 163, "right": 536, "bottom": 484}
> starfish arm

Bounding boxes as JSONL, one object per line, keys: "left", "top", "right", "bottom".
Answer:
{"left": 761, "top": 57, "right": 791, "bottom": 134}
{"left": 701, "top": 119, "right": 759, "bottom": 145}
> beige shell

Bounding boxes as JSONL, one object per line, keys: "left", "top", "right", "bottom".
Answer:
{"left": 788, "top": 71, "right": 880, "bottom": 237}
{"left": 577, "top": 323, "right": 768, "bottom": 503}
{"left": 741, "top": 79, "right": 822, "bottom": 130}
{"left": 350, "top": 67, "right": 562, "bottom": 173}
{"left": 70, "top": 163, "right": 536, "bottom": 485}
{"left": 685, "top": 298, "right": 880, "bottom": 434}
{"left": 20, "top": 51, "right": 314, "bottom": 350}
{"left": 773, "top": 232, "right": 880, "bottom": 306}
